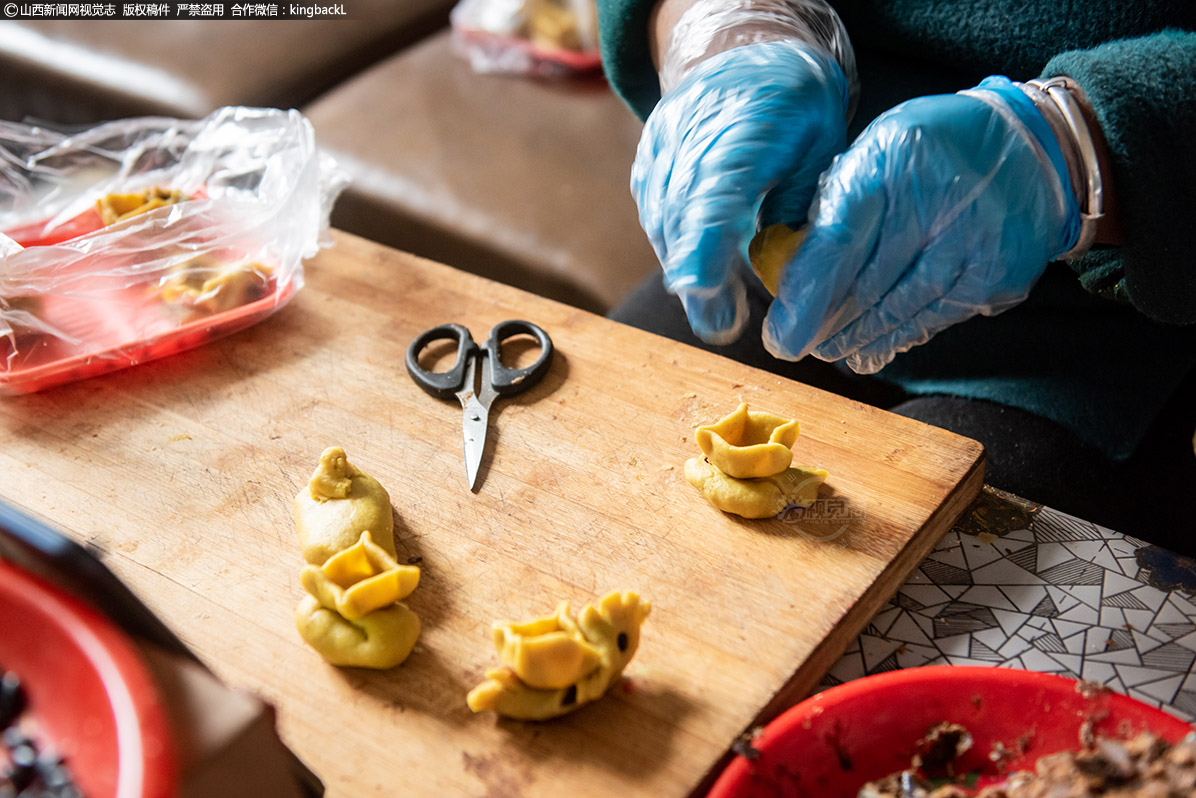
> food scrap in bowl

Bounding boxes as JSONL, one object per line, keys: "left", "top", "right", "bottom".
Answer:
{"left": 1, "top": 668, "right": 82, "bottom": 798}
{"left": 859, "top": 727, "right": 1196, "bottom": 797}
{"left": 707, "top": 667, "right": 1194, "bottom": 798}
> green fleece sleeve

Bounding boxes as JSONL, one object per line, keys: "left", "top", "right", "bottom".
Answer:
{"left": 595, "top": 0, "right": 663, "bottom": 120}
{"left": 1042, "top": 30, "right": 1196, "bottom": 324}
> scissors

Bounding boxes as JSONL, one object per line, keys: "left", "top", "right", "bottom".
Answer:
{"left": 406, "top": 319, "right": 554, "bottom": 491}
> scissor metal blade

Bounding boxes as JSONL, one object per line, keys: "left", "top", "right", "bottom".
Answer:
{"left": 460, "top": 392, "right": 489, "bottom": 491}
{"left": 454, "top": 353, "right": 497, "bottom": 492}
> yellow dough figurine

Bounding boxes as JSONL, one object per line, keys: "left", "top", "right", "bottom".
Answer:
{"left": 295, "top": 595, "right": 420, "bottom": 670}
{"left": 294, "top": 446, "right": 396, "bottom": 565}
{"left": 300, "top": 531, "right": 420, "bottom": 622}
{"left": 686, "top": 404, "right": 828, "bottom": 519}
{"left": 695, "top": 402, "right": 800, "bottom": 479}
{"left": 157, "top": 255, "right": 273, "bottom": 315}
{"left": 684, "top": 457, "right": 827, "bottom": 519}
{"left": 96, "top": 186, "right": 183, "bottom": 225}
{"left": 292, "top": 447, "right": 420, "bottom": 669}
{"left": 467, "top": 590, "right": 651, "bottom": 721}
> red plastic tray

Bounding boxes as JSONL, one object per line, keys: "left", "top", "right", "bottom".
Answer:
{"left": 2, "top": 194, "right": 293, "bottom": 394}
{"left": 0, "top": 273, "right": 294, "bottom": 395}
{"left": 5, "top": 185, "right": 211, "bottom": 249}
{"left": 3, "top": 206, "right": 106, "bottom": 247}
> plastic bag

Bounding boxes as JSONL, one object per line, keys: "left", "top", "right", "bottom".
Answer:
{"left": 450, "top": 0, "right": 602, "bottom": 77}
{"left": 0, "top": 106, "right": 348, "bottom": 394}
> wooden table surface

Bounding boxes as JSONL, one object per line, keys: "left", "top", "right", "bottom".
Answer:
{"left": 0, "top": 232, "right": 985, "bottom": 797}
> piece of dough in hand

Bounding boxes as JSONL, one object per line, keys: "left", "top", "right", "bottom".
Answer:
{"left": 749, "top": 223, "right": 808, "bottom": 297}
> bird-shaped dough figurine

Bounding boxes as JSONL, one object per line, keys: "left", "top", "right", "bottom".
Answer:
{"left": 467, "top": 590, "right": 651, "bottom": 720}
{"left": 492, "top": 602, "right": 603, "bottom": 690}
{"left": 294, "top": 446, "right": 396, "bottom": 565}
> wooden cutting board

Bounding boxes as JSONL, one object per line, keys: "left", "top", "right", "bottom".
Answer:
{"left": 0, "top": 231, "right": 984, "bottom": 797}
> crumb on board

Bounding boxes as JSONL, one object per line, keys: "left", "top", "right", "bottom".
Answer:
{"left": 168, "top": 433, "right": 192, "bottom": 442}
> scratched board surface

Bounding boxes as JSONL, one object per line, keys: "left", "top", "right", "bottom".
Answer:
{"left": 0, "top": 232, "right": 984, "bottom": 796}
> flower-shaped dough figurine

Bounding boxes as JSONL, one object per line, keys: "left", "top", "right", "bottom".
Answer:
{"left": 492, "top": 605, "right": 602, "bottom": 691}
{"left": 300, "top": 531, "right": 420, "bottom": 621}
{"left": 296, "top": 530, "right": 421, "bottom": 669}
{"left": 291, "top": 447, "right": 421, "bottom": 669}
{"left": 467, "top": 590, "right": 651, "bottom": 721}
{"left": 687, "top": 404, "right": 828, "bottom": 519}
{"left": 695, "top": 402, "right": 800, "bottom": 478}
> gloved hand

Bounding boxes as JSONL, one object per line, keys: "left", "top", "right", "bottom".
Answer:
{"left": 763, "top": 76, "right": 1083, "bottom": 373}
{"left": 632, "top": 39, "right": 851, "bottom": 344}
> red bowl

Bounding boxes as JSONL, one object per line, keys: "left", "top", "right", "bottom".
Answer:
{"left": 0, "top": 559, "right": 177, "bottom": 798}
{"left": 709, "top": 665, "right": 1194, "bottom": 797}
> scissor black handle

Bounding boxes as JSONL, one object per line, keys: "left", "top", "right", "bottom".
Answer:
{"left": 405, "top": 323, "right": 479, "bottom": 399}
{"left": 485, "top": 319, "right": 554, "bottom": 396}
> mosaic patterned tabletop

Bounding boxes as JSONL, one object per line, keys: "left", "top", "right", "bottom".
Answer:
{"left": 826, "top": 487, "right": 1196, "bottom": 723}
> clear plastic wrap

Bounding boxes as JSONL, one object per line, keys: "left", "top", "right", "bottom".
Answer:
{"left": 659, "top": 0, "right": 858, "bottom": 116}
{"left": 450, "top": 0, "right": 602, "bottom": 77}
{"left": 0, "top": 106, "right": 348, "bottom": 394}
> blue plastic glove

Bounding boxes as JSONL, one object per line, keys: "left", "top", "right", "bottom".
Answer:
{"left": 763, "top": 76, "right": 1083, "bottom": 373}
{"left": 632, "top": 40, "right": 850, "bottom": 344}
